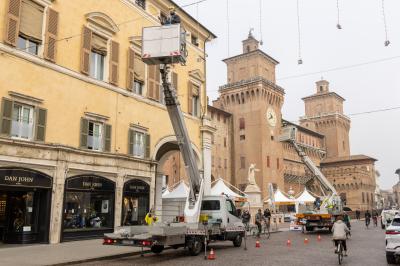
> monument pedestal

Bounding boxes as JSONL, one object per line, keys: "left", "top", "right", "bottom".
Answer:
{"left": 244, "top": 184, "right": 263, "bottom": 223}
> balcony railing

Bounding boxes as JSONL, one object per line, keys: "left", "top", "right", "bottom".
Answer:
{"left": 219, "top": 76, "right": 285, "bottom": 94}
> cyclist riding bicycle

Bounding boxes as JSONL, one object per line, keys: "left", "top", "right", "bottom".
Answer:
{"left": 241, "top": 210, "right": 251, "bottom": 230}
{"left": 365, "top": 210, "right": 371, "bottom": 228}
{"left": 372, "top": 210, "right": 378, "bottom": 227}
{"left": 332, "top": 215, "right": 350, "bottom": 257}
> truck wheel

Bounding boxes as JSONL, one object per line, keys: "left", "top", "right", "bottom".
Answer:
{"left": 386, "top": 252, "right": 396, "bottom": 264}
{"left": 233, "top": 234, "right": 242, "bottom": 247}
{"left": 305, "top": 226, "right": 314, "bottom": 232}
{"left": 188, "top": 237, "right": 203, "bottom": 256}
{"left": 151, "top": 245, "right": 164, "bottom": 254}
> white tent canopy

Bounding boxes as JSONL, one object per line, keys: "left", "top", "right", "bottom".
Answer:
{"left": 211, "top": 179, "right": 246, "bottom": 199}
{"left": 162, "top": 181, "right": 188, "bottom": 199}
{"left": 295, "top": 188, "right": 316, "bottom": 203}
{"left": 265, "top": 188, "right": 295, "bottom": 205}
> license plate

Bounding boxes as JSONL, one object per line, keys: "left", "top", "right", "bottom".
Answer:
{"left": 122, "top": 240, "right": 134, "bottom": 245}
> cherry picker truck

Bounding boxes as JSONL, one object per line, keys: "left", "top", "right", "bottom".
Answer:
{"left": 279, "top": 125, "right": 343, "bottom": 233}
{"left": 103, "top": 23, "right": 245, "bottom": 256}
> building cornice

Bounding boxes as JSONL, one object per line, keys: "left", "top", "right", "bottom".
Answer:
{"left": 302, "top": 91, "right": 345, "bottom": 102}
{"left": 223, "top": 49, "right": 279, "bottom": 65}
{"left": 219, "top": 76, "right": 285, "bottom": 94}
{"left": 300, "top": 112, "right": 351, "bottom": 123}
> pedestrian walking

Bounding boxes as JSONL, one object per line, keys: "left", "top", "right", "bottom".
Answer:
{"left": 255, "top": 209, "right": 265, "bottom": 237}
{"left": 356, "top": 209, "right": 361, "bottom": 220}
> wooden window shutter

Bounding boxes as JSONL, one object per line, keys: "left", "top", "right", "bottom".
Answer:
{"left": 19, "top": 0, "right": 44, "bottom": 42}
{"left": 172, "top": 72, "right": 178, "bottom": 93}
{"left": 187, "top": 82, "right": 193, "bottom": 115}
{"left": 154, "top": 65, "right": 160, "bottom": 101}
{"left": 4, "top": 0, "right": 22, "bottom": 46}
{"left": 128, "top": 129, "right": 134, "bottom": 155}
{"left": 35, "top": 107, "right": 47, "bottom": 141}
{"left": 44, "top": 8, "right": 59, "bottom": 62}
{"left": 147, "top": 65, "right": 155, "bottom": 99}
{"left": 80, "top": 26, "right": 92, "bottom": 75}
{"left": 127, "top": 48, "right": 135, "bottom": 90}
{"left": 80, "top": 118, "right": 89, "bottom": 148}
{"left": 1, "top": 98, "right": 13, "bottom": 136}
{"left": 104, "top": 124, "right": 112, "bottom": 152}
{"left": 145, "top": 133, "right": 151, "bottom": 159}
{"left": 110, "top": 40, "right": 119, "bottom": 85}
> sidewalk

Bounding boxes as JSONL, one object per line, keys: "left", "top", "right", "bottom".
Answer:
{"left": 0, "top": 225, "right": 288, "bottom": 266}
{"left": 0, "top": 239, "right": 140, "bottom": 266}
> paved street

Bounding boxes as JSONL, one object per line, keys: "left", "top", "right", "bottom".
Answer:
{"left": 72, "top": 220, "right": 387, "bottom": 266}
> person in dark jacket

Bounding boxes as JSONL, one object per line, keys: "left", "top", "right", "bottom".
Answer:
{"left": 160, "top": 7, "right": 181, "bottom": 25}
{"left": 241, "top": 210, "right": 251, "bottom": 227}
{"left": 365, "top": 210, "right": 371, "bottom": 228}
{"left": 355, "top": 209, "right": 361, "bottom": 220}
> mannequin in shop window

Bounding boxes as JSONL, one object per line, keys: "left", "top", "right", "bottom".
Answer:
{"left": 122, "top": 197, "right": 132, "bottom": 225}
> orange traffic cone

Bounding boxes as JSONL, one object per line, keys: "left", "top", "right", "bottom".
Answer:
{"left": 287, "top": 239, "right": 291, "bottom": 246}
{"left": 208, "top": 248, "right": 216, "bottom": 260}
{"left": 304, "top": 238, "right": 309, "bottom": 244}
{"left": 317, "top": 235, "right": 321, "bottom": 241}
{"left": 255, "top": 240, "right": 261, "bottom": 248}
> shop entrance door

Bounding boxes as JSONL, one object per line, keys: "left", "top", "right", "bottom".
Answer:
{"left": 0, "top": 192, "right": 6, "bottom": 243}
{"left": 0, "top": 189, "right": 51, "bottom": 244}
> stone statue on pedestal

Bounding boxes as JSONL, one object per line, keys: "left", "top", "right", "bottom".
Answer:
{"left": 248, "top": 163, "right": 260, "bottom": 186}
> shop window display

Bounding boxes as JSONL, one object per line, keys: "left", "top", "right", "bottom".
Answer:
{"left": 63, "top": 192, "right": 113, "bottom": 232}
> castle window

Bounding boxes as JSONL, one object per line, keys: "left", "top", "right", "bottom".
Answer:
{"left": 320, "top": 86, "right": 323, "bottom": 92}
{"left": 240, "top": 156, "right": 246, "bottom": 169}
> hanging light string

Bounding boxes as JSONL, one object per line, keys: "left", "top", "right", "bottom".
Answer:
{"left": 381, "top": 0, "right": 390, "bottom": 46}
{"left": 336, "top": 0, "right": 342, "bottom": 29}
{"left": 226, "top": 0, "right": 230, "bottom": 57}
{"left": 259, "top": 0, "right": 264, "bottom": 45}
{"left": 296, "top": 0, "right": 303, "bottom": 64}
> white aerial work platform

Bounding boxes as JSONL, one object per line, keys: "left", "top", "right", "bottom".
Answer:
{"left": 142, "top": 24, "right": 187, "bottom": 65}
{"left": 103, "top": 23, "right": 245, "bottom": 257}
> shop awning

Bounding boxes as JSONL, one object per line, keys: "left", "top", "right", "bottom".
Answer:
{"left": 295, "top": 188, "right": 316, "bottom": 203}
{"left": 211, "top": 179, "right": 247, "bottom": 199}
{"left": 162, "top": 181, "right": 188, "bottom": 199}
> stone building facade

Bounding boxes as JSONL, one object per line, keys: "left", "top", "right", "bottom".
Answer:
{"left": 0, "top": 0, "right": 215, "bottom": 244}
{"left": 207, "top": 34, "right": 378, "bottom": 210}
{"left": 300, "top": 81, "right": 377, "bottom": 210}
{"left": 212, "top": 32, "right": 285, "bottom": 197}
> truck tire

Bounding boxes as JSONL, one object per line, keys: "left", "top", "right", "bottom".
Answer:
{"left": 188, "top": 237, "right": 203, "bottom": 256}
{"left": 151, "top": 245, "right": 164, "bottom": 254}
{"left": 233, "top": 234, "right": 242, "bottom": 247}
{"left": 386, "top": 252, "right": 396, "bottom": 264}
{"left": 305, "top": 226, "right": 314, "bottom": 232}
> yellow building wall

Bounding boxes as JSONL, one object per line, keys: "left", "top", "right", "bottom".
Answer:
{"left": 0, "top": 0, "right": 212, "bottom": 157}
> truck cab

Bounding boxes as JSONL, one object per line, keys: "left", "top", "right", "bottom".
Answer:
{"left": 201, "top": 195, "right": 243, "bottom": 229}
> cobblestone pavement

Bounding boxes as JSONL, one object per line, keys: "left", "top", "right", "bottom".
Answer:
{"left": 74, "top": 220, "right": 387, "bottom": 266}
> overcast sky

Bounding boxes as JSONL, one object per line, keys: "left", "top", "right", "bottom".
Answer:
{"left": 176, "top": 0, "right": 400, "bottom": 190}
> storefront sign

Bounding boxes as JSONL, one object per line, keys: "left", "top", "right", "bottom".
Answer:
{"left": 0, "top": 168, "right": 52, "bottom": 188}
{"left": 66, "top": 175, "right": 115, "bottom": 191}
{"left": 124, "top": 180, "right": 150, "bottom": 194}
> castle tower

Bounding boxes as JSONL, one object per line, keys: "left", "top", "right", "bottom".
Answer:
{"left": 300, "top": 80, "right": 351, "bottom": 158}
{"left": 214, "top": 32, "right": 285, "bottom": 197}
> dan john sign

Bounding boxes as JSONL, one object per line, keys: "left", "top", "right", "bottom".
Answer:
{"left": 0, "top": 168, "right": 52, "bottom": 188}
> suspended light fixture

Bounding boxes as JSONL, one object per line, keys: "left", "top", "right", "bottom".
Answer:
{"left": 226, "top": 0, "right": 230, "bottom": 56}
{"left": 296, "top": 0, "right": 303, "bottom": 65}
{"left": 381, "top": 0, "right": 390, "bottom": 47}
{"left": 336, "top": 0, "right": 342, "bottom": 29}
{"left": 259, "top": 0, "right": 264, "bottom": 46}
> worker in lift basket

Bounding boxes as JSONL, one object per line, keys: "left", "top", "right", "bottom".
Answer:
{"left": 145, "top": 208, "right": 158, "bottom": 225}
{"left": 160, "top": 7, "right": 181, "bottom": 25}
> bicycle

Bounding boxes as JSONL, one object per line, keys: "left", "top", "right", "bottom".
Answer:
{"left": 372, "top": 216, "right": 378, "bottom": 227}
{"left": 335, "top": 240, "right": 345, "bottom": 265}
{"left": 251, "top": 220, "right": 270, "bottom": 238}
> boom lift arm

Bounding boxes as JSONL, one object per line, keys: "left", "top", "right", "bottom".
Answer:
{"left": 160, "top": 65, "right": 204, "bottom": 224}
{"left": 280, "top": 126, "right": 342, "bottom": 212}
